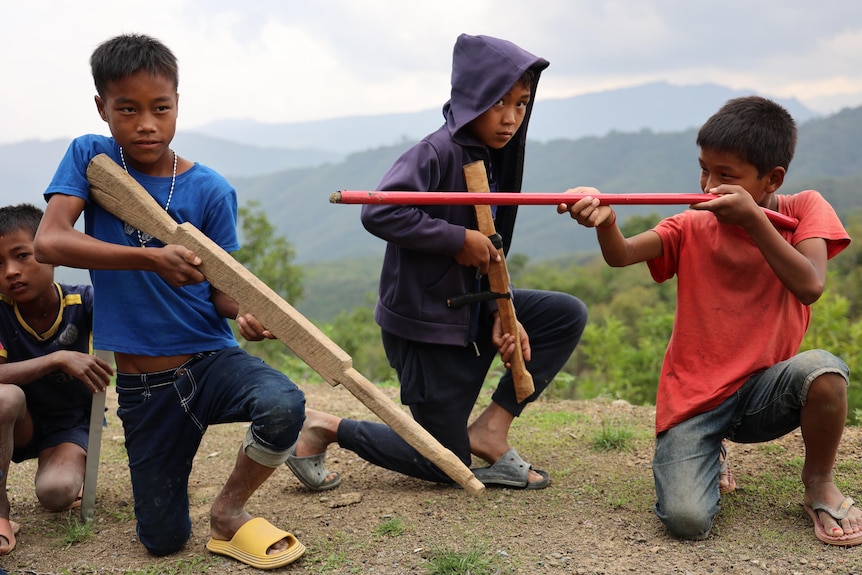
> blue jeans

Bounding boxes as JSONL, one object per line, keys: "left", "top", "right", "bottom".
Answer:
{"left": 652, "top": 349, "right": 849, "bottom": 539}
{"left": 115, "top": 347, "right": 305, "bottom": 556}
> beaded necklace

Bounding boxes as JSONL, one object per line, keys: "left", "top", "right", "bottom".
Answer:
{"left": 118, "top": 146, "right": 177, "bottom": 247}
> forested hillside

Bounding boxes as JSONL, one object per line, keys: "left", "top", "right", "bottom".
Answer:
{"left": 230, "top": 104, "right": 862, "bottom": 272}
{"left": 309, "top": 209, "right": 862, "bottom": 420}
{"left": 290, "top": 106, "right": 862, "bottom": 321}
{"left": 282, "top": 106, "right": 862, "bottom": 416}
{"left": 35, "top": 102, "right": 862, "bottom": 417}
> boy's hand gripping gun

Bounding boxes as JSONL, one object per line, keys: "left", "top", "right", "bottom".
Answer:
{"left": 462, "top": 160, "right": 535, "bottom": 404}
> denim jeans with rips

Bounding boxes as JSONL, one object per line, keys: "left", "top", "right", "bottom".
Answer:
{"left": 652, "top": 349, "right": 849, "bottom": 540}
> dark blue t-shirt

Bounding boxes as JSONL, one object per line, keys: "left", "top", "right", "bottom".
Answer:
{"left": 0, "top": 283, "right": 93, "bottom": 416}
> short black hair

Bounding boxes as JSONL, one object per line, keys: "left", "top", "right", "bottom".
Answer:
{"left": 517, "top": 68, "right": 536, "bottom": 91}
{"left": 90, "top": 33, "right": 179, "bottom": 98}
{"left": 696, "top": 96, "right": 797, "bottom": 177}
{"left": 0, "top": 203, "right": 43, "bottom": 238}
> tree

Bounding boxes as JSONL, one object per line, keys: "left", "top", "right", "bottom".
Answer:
{"left": 232, "top": 200, "right": 304, "bottom": 365}
{"left": 328, "top": 298, "right": 396, "bottom": 384}
{"left": 618, "top": 212, "right": 663, "bottom": 237}
{"left": 234, "top": 200, "right": 303, "bottom": 303}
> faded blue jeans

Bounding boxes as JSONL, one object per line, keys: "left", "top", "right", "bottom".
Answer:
{"left": 115, "top": 347, "right": 305, "bottom": 556}
{"left": 652, "top": 349, "right": 849, "bottom": 539}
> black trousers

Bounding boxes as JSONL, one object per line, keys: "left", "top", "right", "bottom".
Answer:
{"left": 337, "top": 289, "right": 588, "bottom": 483}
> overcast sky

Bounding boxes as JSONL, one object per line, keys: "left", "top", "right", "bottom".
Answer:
{"left": 3, "top": 0, "right": 862, "bottom": 145}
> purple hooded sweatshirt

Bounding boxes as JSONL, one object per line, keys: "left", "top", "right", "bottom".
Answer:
{"left": 361, "top": 34, "right": 549, "bottom": 346}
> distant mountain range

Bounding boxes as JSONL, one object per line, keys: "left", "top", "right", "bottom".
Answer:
{"left": 6, "top": 80, "right": 860, "bottom": 295}
{"left": 191, "top": 81, "right": 817, "bottom": 153}
{"left": 225, "top": 104, "right": 862, "bottom": 265}
{"left": 4, "top": 81, "right": 860, "bottom": 321}
{"left": 3, "top": 81, "right": 817, "bottom": 207}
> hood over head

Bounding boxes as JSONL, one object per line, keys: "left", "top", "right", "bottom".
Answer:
{"left": 444, "top": 34, "right": 550, "bottom": 142}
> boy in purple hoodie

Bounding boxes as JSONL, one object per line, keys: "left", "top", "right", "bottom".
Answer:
{"left": 286, "top": 34, "right": 588, "bottom": 491}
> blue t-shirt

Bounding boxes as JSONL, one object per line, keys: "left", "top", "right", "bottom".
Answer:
{"left": 0, "top": 283, "right": 93, "bottom": 416}
{"left": 44, "top": 135, "right": 239, "bottom": 356}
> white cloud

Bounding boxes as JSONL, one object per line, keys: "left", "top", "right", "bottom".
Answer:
{"left": 2, "top": 0, "right": 862, "bottom": 144}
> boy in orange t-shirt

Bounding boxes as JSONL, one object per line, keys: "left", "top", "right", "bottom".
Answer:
{"left": 559, "top": 96, "right": 858, "bottom": 546}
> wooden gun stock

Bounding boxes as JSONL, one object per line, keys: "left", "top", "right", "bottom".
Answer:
{"left": 86, "top": 154, "right": 484, "bottom": 496}
{"left": 463, "top": 161, "right": 535, "bottom": 403}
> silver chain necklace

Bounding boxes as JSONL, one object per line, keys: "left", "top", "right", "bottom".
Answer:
{"left": 119, "top": 146, "right": 177, "bottom": 247}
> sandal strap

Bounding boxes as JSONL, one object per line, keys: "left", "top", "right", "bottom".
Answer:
{"left": 812, "top": 497, "right": 856, "bottom": 521}
{"left": 719, "top": 440, "right": 729, "bottom": 472}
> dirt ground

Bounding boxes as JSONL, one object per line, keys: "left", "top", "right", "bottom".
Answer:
{"left": 4, "top": 381, "right": 862, "bottom": 575}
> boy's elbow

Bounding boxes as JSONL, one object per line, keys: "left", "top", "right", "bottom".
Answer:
{"left": 798, "top": 287, "right": 824, "bottom": 306}
{"left": 795, "top": 278, "right": 826, "bottom": 306}
{"left": 601, "top": 250, "right": 631, "bottom": 268}
{"left": 360, "top": 206, "right": 389, "bottom": 237}
{"left": 33, "top": 233, "right": 61, "bottom": 265}
{"left": 359, "top": 207, "right": 375, "bottom": 232}
{"left": 33, "top": 236, "right": 49, "bottom": 261}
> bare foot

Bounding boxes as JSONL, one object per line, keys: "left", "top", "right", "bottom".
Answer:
{"left": 718, "top": 440, "right": 736, "bottom": 494}
{"left": 0, "top": 518, "right": 19, "bottom": 555}
{"left": 294, "top": 409, "right": 339, "bottom": 456}
{"left": 805, "top": 483, "right": 862, "bottom": 537}
{"left": 468, "top": 404, "right": 546, "bottom": 485}
{"left": 293, "top": 408, "right": 340, "bottom": 485}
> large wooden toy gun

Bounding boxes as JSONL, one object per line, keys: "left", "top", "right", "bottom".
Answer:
{"left": 86, "top": 154, "right": 484, "bottom": 496}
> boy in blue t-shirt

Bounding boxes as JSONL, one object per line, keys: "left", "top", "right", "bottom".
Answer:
{"left": 0, "top": 204, "right": 113, "bottom": 555}
{"left": 35, "top": 34, "right": 306, "bottom": 568}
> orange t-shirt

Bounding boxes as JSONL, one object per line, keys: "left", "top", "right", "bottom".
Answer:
{"left": 647, "top": 191, "right": 850, "bottom": 434}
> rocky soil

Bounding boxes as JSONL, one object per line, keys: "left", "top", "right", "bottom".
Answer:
{"left": 4, "top": 382, "right": 862, "bottom": 574}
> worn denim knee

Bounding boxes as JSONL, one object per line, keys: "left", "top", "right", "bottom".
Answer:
{"left": 652, "top": 349, "right": 849, "bottom": 541}
{"left": 652, "top": 406, "right": 730, "bottom": 540}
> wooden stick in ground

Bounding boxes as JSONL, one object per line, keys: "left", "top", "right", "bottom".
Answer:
{"left": 80, "top": 349, "right": 110, "bottom": 523}
{"left": 463, "top": 161, "right": 535, "bottom": 403}
{"left": 85, "top": 153, "right": 484, "bottom": 496}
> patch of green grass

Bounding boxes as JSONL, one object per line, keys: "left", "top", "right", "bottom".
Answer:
{"left": 106, "top": 505, "right": 136, "bottom": 522}
{"left": 309, "top": 548, "right": 350, "bottom": 573}
{"left": 749, "top": 467, "right": 800, "bottom": 496}
{"left": 833, "top": 459, "right": 862, "bottom": 495}
{"left": 597, "top": 471, "right": 656, "bottom": 511}
{"left": 524, "top": 410, "right": 591, "bottom": 427}
{"left": 577, "top": 482, "right": 600, "bottom": 497}
{"left": 61, "top": 513, "right": 95, "bottom": 547}
{"left": 835, "top": 459, "right": 862, "bottom": 473}
{"left": 304, "top": 532, "right": 367, "bottom": 573}
{"left": 591, "top": 419, "right": 636, "bottom": 452}
{"left": 422, "top": 545, "right": 502, "bottom": 575}
{"left": 717, "top": 461, "right": 803, "bottom": 530}
{"left": 756, "top": 442, "right": 787, "bottom": 456}
{"left": 373, "top": 514, "right": 406, "bottom": 537}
